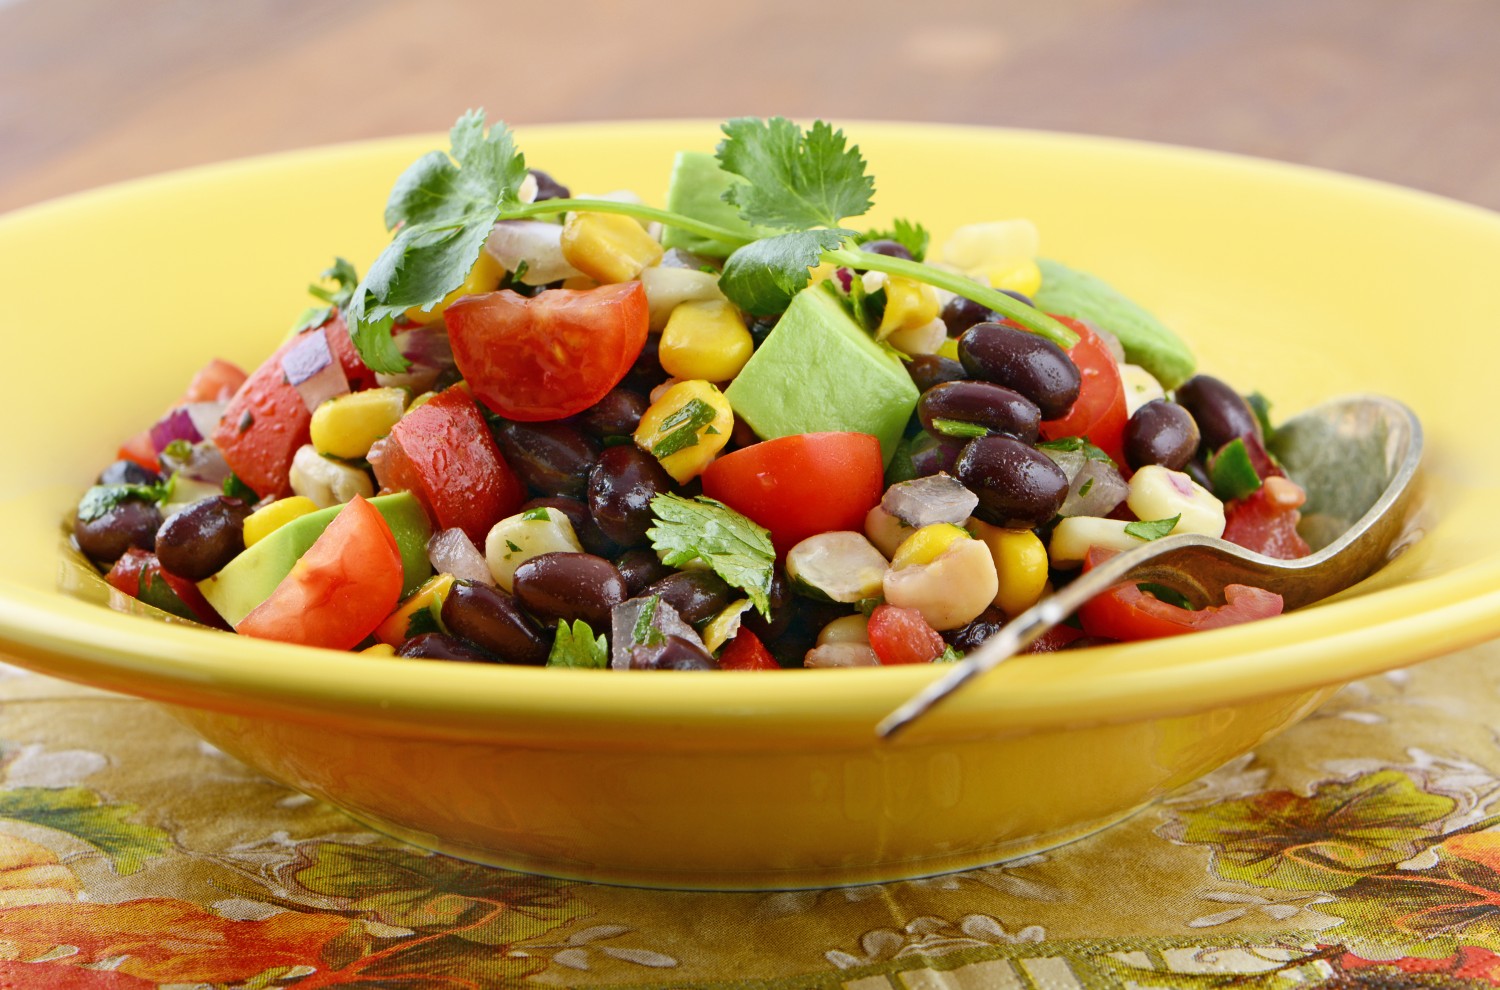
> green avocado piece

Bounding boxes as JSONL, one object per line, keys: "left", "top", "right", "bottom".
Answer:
{"left": 1032, "top": 258, "right": 1197, "bottom": 389}
{"left": 660, "top": 151, "right": 771, "bottom": 259}
{"left": 725, "top": 285, "right": 919, "bottom": 466}
{"left": 199, "top": 492, "right": 433, "bottom": 628}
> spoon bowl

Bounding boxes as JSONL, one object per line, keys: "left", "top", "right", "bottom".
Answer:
{"left": 880, "top": 394, "right": 1423, "bottom": 738}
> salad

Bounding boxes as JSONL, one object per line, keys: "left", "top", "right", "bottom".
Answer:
{"left": 72, "top": 113, "right": 1310, "bottom": 670}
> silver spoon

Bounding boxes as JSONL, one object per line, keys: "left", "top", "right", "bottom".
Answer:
{"left": 877, "top": 394, "right": 1423, "bottom": 739}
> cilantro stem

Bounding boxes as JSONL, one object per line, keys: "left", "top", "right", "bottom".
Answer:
{"left": 824, "top": 248, "right": 1079, "bottom": 350}
{"left": 499, "top": 198, "right": 752, "bottom": 248}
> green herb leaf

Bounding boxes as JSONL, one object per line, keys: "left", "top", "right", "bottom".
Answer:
{"left": 1247, "top": 391, "right": 1277, "bottom": 443}
{"left": 1079, "top": 477, "right": 1094, "bottom": 497}
{"left": 1125, "top": 515, "right": 1181, "bottom": 541}
{"left": 520, "top": 507, "right": 552, "bottom": 522}
{"left": 631, "top": 595, "right": 665, "bottom": 648}
{"left": 160, "top": 438, "right": 193, "bottom": 462}
{"left": 936, "top": 644, "right": 964, "bottom": 664}
{"left": 856, "top": 597, "right": 883, "bottom": 616}
{"left": 647, "top": 494, "right": 776, "bottom": 616}
{"left": 1036, "top": 436, "right": 1114, "bottom": 462}
{"left": 292, "top": 258, "right": 361, "bottom": 333}
{"left": 719, "top": 229, "right": 850, "bottom": 316}
{"left": 651, "top": 398, "right": 718, "bottom": 457}
{"left": 222, "top": 472, "right": 257, "bottom": 501}
{"left": 859, "top": 218, "right": 930, "bottom": 262}
{"left": 931, "top": 418, "right": 989, "bottom": 439}
{"left": 346, "top": 110, "right": 527, "bottom": 373}
{"left": 547, "top": 619, "right": 610, "bottom": 668}
{"left": 76, "top": 479, "right": 174, "bottom": 523}
{"left": 716, "top": 117, "right": 874, "bottom": 231}
{"left": 1209, "top": 437, "right": 1263, "bottom": 501}
{"left": 405, "top": 608, "right": 442, "bottom": 638}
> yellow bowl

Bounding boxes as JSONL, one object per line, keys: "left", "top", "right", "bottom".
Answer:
{"left": 2, "top": 122, "right": 1499, "bottom": 889}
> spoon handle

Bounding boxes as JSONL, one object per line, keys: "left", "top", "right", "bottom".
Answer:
{"left": 875, "top": 540, "right": 1182, "bottom": 739}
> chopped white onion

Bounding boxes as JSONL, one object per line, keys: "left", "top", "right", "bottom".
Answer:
{"left": 427, "top": 528, "right": 495, "bottom": 586}
{"left": 881, "top": 473, "right": 979, "bottom": 528}
{"left": 281, "top": 331, "right": 349, "bottom": 412}
{"left": 1046, "top": 450, "right": 1129, "bottom": 517}
{"left": 485, "top": 221, "right": 582, "bottom": 285}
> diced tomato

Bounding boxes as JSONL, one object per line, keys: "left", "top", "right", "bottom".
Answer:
{"left": 181, "top": 357, "right": 248, "bottom": 403}
{"left": 1077, "top": 547, "right": 1284, "bottom": 640}
{"left": 378, "top": 384, "right": 524, "bottom": 545}
{"left": 212, "top": 319, "right": 372, "bottom": 499}
{"left": 1038, "top": 317, "right": 1128, "bottom": 466}
{"left": 867, "top": 604, "right": 946, "bottom": 665}
{"left": 1223, "top": 484, "right": 1311, "bottom": 559}
{"left": 105, "top": 549, "right": 228, "bottom": 628}
{"left": 1023, "top": 624, "right": 1085, "bottom": 653}
{"left": 701, "top": 432, "right": 885, "bottom": 556}
{"left": 445, "top": 282, "right": 649, "bottom": 421}
{"left": 117, "top": 431, "right": 160, "bottom": 472}
{"left": 237, "top": 495, "right": 403, "bottom": 649}
{"left": 717, "top": 629, "right": 781, "bottom": 670}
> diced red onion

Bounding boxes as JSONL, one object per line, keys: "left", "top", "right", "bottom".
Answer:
{"left": 1047, "top": 450, "right": 1129, "bottom": 517}
{"left": 159, "top": 440, "right": 231, "bottom": 486}
{"left": 609, "top": 596, "right": 703, "bottom": 670}
{"left": 149, "top": 406, "right": 201, "bottom": 453}
{"left": 376, "top": 324, "right": 457, "bottom": 393}
{"left": 367, "top": 437, "right": 393, "bottom": 492}
{"left": 427, "top": 528, "right": 494, "bottom": 586}
{"left": 281, "top": 331, "right": 349, "bottom": 411}
{"left": 835, "top": 267, "right": 854, "bottom": 292}
{"left": 184, "top": 400, "right": 227, "bottom": 441}
{"left": 881, "top": 473, "right": 979, "bottom": 528}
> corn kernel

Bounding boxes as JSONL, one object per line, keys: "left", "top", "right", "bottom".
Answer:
{"left": 658, "top": 300, "right": 754, "bottom": 381}
{"left": 941, "top": 219, "right": 1040, "bottom": 272}
{"left": 375, "top": 573, "right": 456, "bottom": 646}
{"left": 310, "top": 387, "right": 408, "bottom": 460}
{"left": 969, "top": 519, "right": 1049, "bottom": 616}
{"left": 937, "top": 336, "right": 961, "bottom": 361}
{"left": 876, "top": 276, "right": 941, "bottom": 340}
{"left": 891, "top": 523, "right": 971, "bottom": 570}
{"left": 560, "top": 211, "right": 664, "bottom": 284}
{"left": 634, "top": 379, "right": 733, "bottom": 482}
{"left": 242, "top": 496, "right": 319, "bottom": 547}
{"left": 362, "top": 643, "right": 399, "bottom": 658}
{"left": 982, "top": 258, "right": 1042, "bottom": 297}
{"left": 405, "top": 251, "right": 504, "bottom": 325}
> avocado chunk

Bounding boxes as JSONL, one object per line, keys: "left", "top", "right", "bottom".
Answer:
{"left": 725, "top": 285, "right": 919, "bottom": 466}
{"left": 199, "top": 493, "right": 432, "bottom": 628}
{"left": 1032, "top": 258, "right": 1196, "bottom": 389}
{"left": 660, "top": 151, "right": 770, "bottom": 259}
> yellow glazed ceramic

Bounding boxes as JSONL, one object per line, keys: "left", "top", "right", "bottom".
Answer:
{"left": 2, "top": 123, "right": 1499, "bottom": 889}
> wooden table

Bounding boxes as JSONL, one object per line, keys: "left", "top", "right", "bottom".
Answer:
{"left": 5, "top": 0, "right": 1500, "bottom": 214}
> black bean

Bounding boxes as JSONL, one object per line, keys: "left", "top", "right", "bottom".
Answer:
{"left": 629, "top": 634, "right": 717, "bottom": 670}
{"left": 440, "top": 581, "right": 550, "bottom": 665}
{"left": 644, "top": 570, "right": 733, "bottom": 626}
{"left": 621, "top": 336, "right": 669, "bottom": 394}
{"left": 941, "top": 297, "right": 998, "bottom": 338}
{"left": 959, "top": 323, "right": 1081, "bottom": 420}
{"left": 522, "top": 496, "right": 616, "bottom": 558}
{"left": 588, "top": 445, "right": 676, "bottom": 547}
{"left": 740, "top": 567, "right": 793, "bottom": 641}
{"left": 1124, "top": 399, "right": 1201, "bottom": 471}
{"left": 512, "top": 552, "right": 628, "bottom": 629}
{"left": 906, "top": 354, "right": 968, "bottom": 393}
{"left": 907, "top": 432, "right": 967, "bottom": 478}
{"left": 98, "top": 460, "right": 161, "bottom": 486}
{"left": 398, "top": 632, "right": 501, "bottom": 664}
{"left": 74, "top": 499, "right": 162, "bottom": 564}
{"left": 528, "top": 169, "right": 570, "bottom": 201}
{"left": 1174, "top": 375, "right": 1262, "bottom": 452}
{"left": 615, "top": 548, "right": 674, "bottom": 597}
{"left": 154, "top": 496, "right": 251, "bottom": 580}
{"left": 856, "top": 238, "right": 913, "bottom": 261}
{"left": 956, "top": 436, "right": 1069, "bottom": 528}
{"left": 918, "top": 381, "right": 1041, "bottom": 443}
{"left": 944, "top": 607, "right": 1007, "bottom": 652}
{"left": 496, "top": 422, "right": 599, "bottom": 498}
{"left": 573, "top": 388, "right": 649, "bottom": 440}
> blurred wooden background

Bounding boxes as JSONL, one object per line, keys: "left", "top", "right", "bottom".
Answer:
{"left": 4, "top": 0, "right": 1500, "bottom": 214}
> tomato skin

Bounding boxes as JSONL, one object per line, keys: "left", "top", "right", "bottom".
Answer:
{"left": 213, "top": 318, "right": 372, "bottom": 499}
{"left": 867, "top": 604, "right": 946, "bottom": 665}
{"left": 182, "top": 357, "right": 248, "bottom": 403}
{"left": 700, "top": 433, "right": 885, "bottom": 556}
{"left": 379, "top": 384, "right": 524, "bottom": 545}
{"left": 105, "top": 549, "right": 229, "bottom": 629}
{"left": 1223, "top": 485, "right": 1311, "bottom": 559}
{"left": 445, "top": 283, "right": 649, "bottom": 421}
{"left": 1038, "top": 317, "right": 1128, "bottom": 466}
{"left": 237, "top": 495, "right": 403, "bottom": 649}
{"left": 117, "top": 431, "right": 160, "bottom": 472}
{"left": 1077, "top": 547, "right": 1284, "bottom": 640}
{"left": 717, "top": 629, "right": 781, "bottom": 670}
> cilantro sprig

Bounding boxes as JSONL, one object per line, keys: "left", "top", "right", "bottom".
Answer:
{"left": 646, "top": 494, "right": 775, "bottom": 617}
{"left": 342, "top": 112, "right": 1078, "bottom": 373}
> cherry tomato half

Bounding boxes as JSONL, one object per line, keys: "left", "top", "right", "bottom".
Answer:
{"left": 445, "top": 282, "right": 649, "bottom": 421}
{"left": 1077, "top": 547, "right": 1283, "bottom": 640}
{"left": 867, "top": 604, "right": 946, "bottom": 665}
{"left": 701, "top": 432, "right": 885, "bottom": 556}
{"left": 237, "top": 495, "right": 403, "bottom": 650}
{"left": 1039, "top": 316, "right": 1128, "bottom": 466}
{"left": 717, "top": 629, "right": 781, "bottom": 670}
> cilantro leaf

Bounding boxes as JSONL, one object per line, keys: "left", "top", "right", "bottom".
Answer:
{"left": 860, "top": 218, "right": 930, "bottom": 262}
{"left": 716, "top": 117, "right": 874, "bottom": 231}
{"left": 1036, "top": 436, "right": 1114, "bottom": 462}
{"left": 547, "top": 619, "right": 610, "bottom": 669}
{"left": 222, "top": 472, "right": 257, "bottom": 501}
{"left": 650, "top": 398, "right": 717, "bottom": 457}
{"left": 719, "top": 229, "right": 850, "bottom": 316}
{"left": 1124, "top": 515, "right": 1181, "bottom": 541}
{"left": 646, "top": 495, "right": 776, "bottom": 616}
{"left": 931, "top": 418, "right": 989, "bottom": 439}
{"left": 630, "top": 596, "right": 665, "bottom": 648}
{"left": 519, "top": 507, "right": 552, "bottom": 522}
{"left": 1208, "top": 437, "right": 1263, "bottom": 501}
{"left": 76, "top": 479, "right": 174, "bottom": 523}
{"left": 405, "top": 608, "right": 442, "bottom": 638}
{"left": 346, "top": 110, "right": 527, "bottom": 373}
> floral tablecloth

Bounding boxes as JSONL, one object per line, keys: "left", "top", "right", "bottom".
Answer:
{"left": 2, "top": 642, "right": 1500, "bottom": 989}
